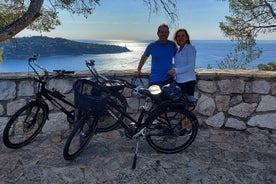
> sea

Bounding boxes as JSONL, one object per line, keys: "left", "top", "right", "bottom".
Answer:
{"left": 0, "top": 40, "right": 275, "bottom": 73}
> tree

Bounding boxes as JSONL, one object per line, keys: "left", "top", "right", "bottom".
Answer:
{"left": 0, "top": 0, "right": 177, "bottom": 42}
{"left": 258, "top": 61, "right": 276, "bottom": 71}
{"left": 217, "top": 37, "right": 263, "bottom": 69}
{"left": 220, "top": 0, "right": 276, "bottom": 40}
{"left": 218, "top": 0, "right": 276, "bottom": 69}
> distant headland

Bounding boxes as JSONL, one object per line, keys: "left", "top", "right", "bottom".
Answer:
{"left": 0, "top": 36, "right": 130, "bottom": 59}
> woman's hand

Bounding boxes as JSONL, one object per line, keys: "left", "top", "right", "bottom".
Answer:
{"left": 167, "top": 68, "right": 176, "bottom": 75}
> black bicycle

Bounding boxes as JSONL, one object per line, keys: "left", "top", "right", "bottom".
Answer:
{"left": 63, "top": 78, "right": 199, "bottom": 169}
{"left": 84, "top": 59, "right": 128, "bottom": 133}
{"left": 3, "top": 55, "right": 77, "bottom": 148}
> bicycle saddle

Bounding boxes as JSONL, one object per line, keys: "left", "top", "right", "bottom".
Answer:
{"left": 138, "top": 85, "right": 161, "bottom": 99}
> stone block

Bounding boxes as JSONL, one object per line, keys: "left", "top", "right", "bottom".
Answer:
{"left": 197, "top": 80, "right": 217, "bottom": 93}
{"left": 246, "top": 80, "right": 270, "bottom": 94}
{"left": 256, "top": 95, "right": 276, "bottom": 112}
{"left": 215, "top": 95, "right": 230, "bottom": 112}
{"left": 218, "top": 79, "right": 245, "bottom": 94}
{"left": 7, "top": 99, "right": 27, "bottom": 116}
{"left": 243, "top": 93, "right": 259, "bottom": 103}
{"left": 228, "top": 103, "right": 257, "bottom": 118}
{"left": 205, "top": 112, "right": 225, "bottom": 128}
{"left": 225, "top": 118, "right": 246, "bottom": 130}
{"left": 18, "top": 80, "right": 34, "bottom": 97}
{"left": 0, "top": 117, "right": 9, "bottom": 136}
{"left": 230, "top": 95, "right": 243, "bottom": 106}
{"left": 0, "top": 81, "right": 16, "bottom": 100}
{"left": 48, "top": 78, "right": 73, "bottom": 94}
{"left": 196, "top": 94, "right": 215, "bottom": 116}
{"left": 247, "top": 113, "right": 276, "bottom": 130}
{"left": 0, "top": 104, "right": 4, "bottom": 115}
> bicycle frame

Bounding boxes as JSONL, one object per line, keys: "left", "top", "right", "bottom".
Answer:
{"left": 106, "top": 86, "right": 197, "bottom": 139}
{"left": 106, "top": 96, "right": 154, "bottom": 138}
{"left": 35, "top": 79, "right": 76, "bottom": 120}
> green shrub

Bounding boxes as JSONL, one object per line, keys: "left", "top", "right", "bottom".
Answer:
{"left": 257, "top": 62, "right": 276, "bottom": 71}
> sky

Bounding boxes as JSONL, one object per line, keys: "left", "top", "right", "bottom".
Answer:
{"left": 17, "top": 0, "right": 276, "bottom": 41}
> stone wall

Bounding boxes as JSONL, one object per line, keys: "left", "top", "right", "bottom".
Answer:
{"left": 0, "top": 69, "right": 276, "bottom": 135}
{"left": 195, "top": 69, "right": 276, "bottom": 131}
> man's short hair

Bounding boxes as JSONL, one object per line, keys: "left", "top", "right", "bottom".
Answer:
{"left": 158, "top": 24, "right": 169, "bottom": 32}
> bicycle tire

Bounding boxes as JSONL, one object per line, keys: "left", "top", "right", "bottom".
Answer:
{"left": 96, "top": 93, "right": 127, "bottom": 132}
{"left": 3, "top": 101, "right": 47, "bottom": 148}
{"left": 145, "top": 105, "right": 198, "bottom": 154}
{"left": 63, "top": 114, "right": 98, "bottom": 160}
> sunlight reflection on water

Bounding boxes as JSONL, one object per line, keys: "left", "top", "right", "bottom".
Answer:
{"left": 0, "top": 40, "right": 150, "bottom": 72}
{"left": 1, "top": 40, "right": 275, "bottom": 72}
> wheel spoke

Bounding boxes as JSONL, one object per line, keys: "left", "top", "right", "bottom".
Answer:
{"left": 146, "top": 108, "right": 198, "bottom": 153}
{"left": 3, "top": 103, "right": 47, "bottom": 148}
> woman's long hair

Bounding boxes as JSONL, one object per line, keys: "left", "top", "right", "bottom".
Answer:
{"left": 173, "top": 29, "right": 191, "bottom": 44}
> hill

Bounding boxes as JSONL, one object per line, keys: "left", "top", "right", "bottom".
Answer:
{"left": 0, "top": 36, "right": 130, "bottom": 59}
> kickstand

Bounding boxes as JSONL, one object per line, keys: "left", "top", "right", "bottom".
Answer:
{"left": 132, "top": 136, "right": 143, "bottom": 169}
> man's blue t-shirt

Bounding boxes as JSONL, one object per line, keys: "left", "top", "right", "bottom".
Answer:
{"left": 144, "top": 40, "right": 177, "bottom": 83}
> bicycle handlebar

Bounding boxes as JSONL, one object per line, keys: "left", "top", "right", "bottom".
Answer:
{"left": 85, "top": 59, "right": 95, "bottom": 66}
{"left": 28, "top": 55, "right": 75, "bottom": 79}
{"left": 85, "top": 59, "right": 109, "bottom": 82}
{"left": 53, "top": 70, "right": 75, "bottom": 76}
{"left": 28, "top": 55, "right": 39, "bottom": 62}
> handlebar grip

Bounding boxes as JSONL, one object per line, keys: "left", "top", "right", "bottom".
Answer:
{"left": 85, "top": 59, "right": 95, "bottom": 66}
{"left": 28, "top": 55, "right": 38, "bottom": 61}
{"left": 63, "top": 71, "right": 75, "bottom": 74}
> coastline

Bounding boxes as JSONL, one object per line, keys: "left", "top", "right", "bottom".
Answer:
{"left": 1, "top": 39, "right": 275, "bottom": 72}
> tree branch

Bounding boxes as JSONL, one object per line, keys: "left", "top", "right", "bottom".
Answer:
{"left": 0, "top": 0, "right": 44, "bottom": 42}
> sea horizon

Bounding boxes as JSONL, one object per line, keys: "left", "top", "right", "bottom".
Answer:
{"left": 1, "top": 39, "right": 275, "bottom": 73}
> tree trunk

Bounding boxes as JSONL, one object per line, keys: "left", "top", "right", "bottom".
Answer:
{"left": 0, "top": 0, "right": 44, "bottom": 42}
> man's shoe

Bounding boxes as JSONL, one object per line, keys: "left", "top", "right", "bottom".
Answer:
{"left": 152, "top": 121, "right": 166, "bottom": 129}
{"left": 179, "top": 128, "right": 192, "bottom": 136}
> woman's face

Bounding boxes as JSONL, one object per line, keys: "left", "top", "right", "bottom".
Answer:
{"left": 176, "top": 31, "right": 188, "bottom": 46}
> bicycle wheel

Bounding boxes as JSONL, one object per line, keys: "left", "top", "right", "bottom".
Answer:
{"left": 145, "top": 106, "right": 198, "bottom": 154}
{"left": 3, "top": 101, "right": 48, "bottom": 148}
{"left": 63, "top": 114, "right": 98, "bottom": 160}
{"left": 96, "top": 93, "right": 126, "bottom": 132}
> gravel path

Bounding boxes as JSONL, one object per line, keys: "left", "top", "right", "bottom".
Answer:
{"left": 1, "top": 127, "right": 275, "bottom": 184}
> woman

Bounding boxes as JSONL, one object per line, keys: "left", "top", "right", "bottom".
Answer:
{"left": 168, "top": 28, "right": 196, "bottom": 135}
{"left": 168, "top": 28, "right": 196, "bottom": 96}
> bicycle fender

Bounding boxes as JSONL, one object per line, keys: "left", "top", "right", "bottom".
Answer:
{"left": 166, "top": 103, "right": 198, "bottom": 122}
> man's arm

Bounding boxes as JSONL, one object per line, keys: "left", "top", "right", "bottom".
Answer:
{"left": 135, "top": 54, "right": 148, "bottom": 76}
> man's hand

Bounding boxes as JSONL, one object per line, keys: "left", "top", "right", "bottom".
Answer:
{"left": 134, "top": 70, "right": 141, "bottom": 76}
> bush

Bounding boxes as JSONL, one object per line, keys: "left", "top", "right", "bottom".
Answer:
{"left": 257, "top": 62, "right": 276, "bottom": 71}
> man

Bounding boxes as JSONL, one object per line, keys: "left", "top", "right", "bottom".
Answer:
{"left": 135, "top": 24, "right": 177, "bottom": 86}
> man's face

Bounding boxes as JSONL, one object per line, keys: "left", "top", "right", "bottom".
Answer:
{"left": 157, "top": 26, "right": 169, "bottom": 43}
